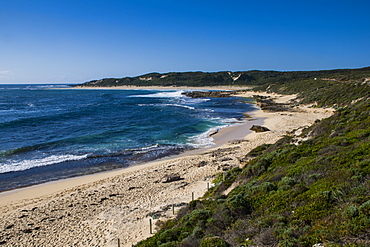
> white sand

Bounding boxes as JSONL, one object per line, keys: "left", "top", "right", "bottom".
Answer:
{"left": 0, "top": 91, "right": 334, "bottom": 247}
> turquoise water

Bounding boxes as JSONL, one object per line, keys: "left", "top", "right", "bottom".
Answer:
{"left": 0, "top": 85, "right": 255, "bottom": 191}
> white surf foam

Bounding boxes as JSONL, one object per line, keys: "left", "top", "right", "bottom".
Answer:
{"left": 184, "top": 97, "right": 211, "bottom": 104}
{"left": 188, "top": 126, "right": 221, "bottom": 148}
{"left": 162, "top": 104, "right": 195, "bottom": 109}
{"left": 131, "top": 90, "right": 186, "bottom": 98}
{"left": 0, "top": 154, "right": 89, "bottom": 173}
{"left": 138, "top": 103, "right": 195, "bottom": 110}
{"left": 187, "top": 116, "right": 247, "bottom": 148}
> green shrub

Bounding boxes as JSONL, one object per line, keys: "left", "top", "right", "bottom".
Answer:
{"left": 253, "top": 182, "right": 277, "bottom": 194}
{"left": 359, "top": 200, "right": 370, "bottom": 216}
{"left": 278, "top": 177, "right": 296, "bottom": 187}
{"left": 200, "top": 236, "right": 231, "bottom": 247}
{"left": 182, "top": 209, "right": 212, "bottom": 229}
{"left": 226, "top": 193, "right": 253, "bottom": 215}
{"left": 157, "top": 228, "right": 183, "bottom": 243}
{"left": 159, "top": 242, "right": 178, "bottom": 247}
{"left": 344, "top": 205, "right": 359, "bottom": 218}
{"left": 246, "top": 144, "right": 272, "bottom": 157}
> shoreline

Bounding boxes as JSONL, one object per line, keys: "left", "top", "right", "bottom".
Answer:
{"left": 0, "top": 112, "right": 262, "bottom": 203}
{"left": 0, "top": 91, "right": 335, "bottom": 247}
{"left": 0, "top": 86, "right": 254, "bottom": 194}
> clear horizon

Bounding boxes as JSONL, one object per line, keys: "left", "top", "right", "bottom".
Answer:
{"left": 1, "top": 0, "right": 369, "bottom": 84}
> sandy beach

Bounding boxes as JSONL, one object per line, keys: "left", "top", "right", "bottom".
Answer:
{"left": 0, "top": 91, "right": 334, "bottom": 247}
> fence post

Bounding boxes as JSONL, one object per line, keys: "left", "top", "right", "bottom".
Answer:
{"left": 149, "top": 218, "right": 153, "bottom": 234}
{"left": 107, "top": 238, "right": 120, "bottom": 247}
{"left": 172, "top": 204, "right": 175, "bottom": 215}
{"left": 192, "top": 191, "right": 194, "bottom": 201}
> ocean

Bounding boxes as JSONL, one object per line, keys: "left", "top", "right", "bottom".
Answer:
{"left": 0, "top": 84, "right": 256, "bottom": 192}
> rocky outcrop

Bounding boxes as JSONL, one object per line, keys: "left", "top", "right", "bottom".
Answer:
{"left": 161, "top": 174, "right": 182, "bottom": 183}
{"left": 253, "top": 95, "right": 294, "bottom": 112}
{"left": 182, "top": 91, "right": 232, "bottom": 98}
{"left": 250, "top": 125, "right": 270, "bottom": 132}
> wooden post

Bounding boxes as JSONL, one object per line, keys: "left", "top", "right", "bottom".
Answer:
{"left": 207, "top": 182, "right": 209, "bottom": 190}
{"left": 172, "top": 204, "right": 175, "bottom": 215}
{"left": 149, "top": 218, "right": 153, "bottom": 234}
{"left": 108, "top": 238, "right": 120, "bottom": 247}
{"left": 192, "top": 191, "right": 194, "bottom": 201}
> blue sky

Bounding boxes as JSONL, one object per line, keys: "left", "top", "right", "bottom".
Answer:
{"left": 1, "top": 0, "right": 369, "bottom": 84}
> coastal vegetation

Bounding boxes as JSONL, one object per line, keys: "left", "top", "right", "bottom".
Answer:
{"left": 253, "top": 77, "right": 369, "bottom": 108}
{"left": 131, "top": 68, "right": 370, "bottom": 246}
{"left": 77, "top": 67, "right": 370, "bottom": 88}
{"left": 135, "top": 98, "right": 370, "bottom": 246}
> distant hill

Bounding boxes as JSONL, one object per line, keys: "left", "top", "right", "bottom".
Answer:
{"left": 76, "top": 67, "right": 370, "bottom": 87}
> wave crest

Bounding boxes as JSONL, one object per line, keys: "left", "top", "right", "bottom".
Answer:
{"left": 0, "top": 154, "right": 89, "bottom": 173}
{"left": 130, "top": 90, "right": 185, "bottom": 98}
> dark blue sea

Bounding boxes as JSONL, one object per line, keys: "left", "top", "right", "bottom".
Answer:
{"left": 0, "top": 84, "right": 256, "bottom": 192}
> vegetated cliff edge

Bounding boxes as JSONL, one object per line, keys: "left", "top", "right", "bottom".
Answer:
{"left": 132, "top": 69, "right": 370, "bottom": 246}
{"left": 76, "top": 67, "right": 370, "bottom": 87}
{"left": 136, "top": 98, "right": 370, "bottom": 247}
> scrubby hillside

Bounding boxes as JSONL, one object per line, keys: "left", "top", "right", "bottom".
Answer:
{"left": 134, "top": 98, "right": 369, "bottom": 247}
{"left": 77, "top": 67, "right": 370, "bottom": 88}
{"left": 133, "top": 76, "right": 370, "bottom": 246}
{"left": 253, "top": 77, "right": 370, "bottom": 108}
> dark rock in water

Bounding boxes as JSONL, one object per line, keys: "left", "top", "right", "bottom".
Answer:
{"left": 250, "top": 125, "right": 270, "bottom": 132}
{"left": 208, "top": 129, "right": 219, "bottom": 137}
{"left": 182, "top": 91, "right": 231, "bottom": 98}
{"left": 161, "top": 173, "right": 182, "bottom": 183}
